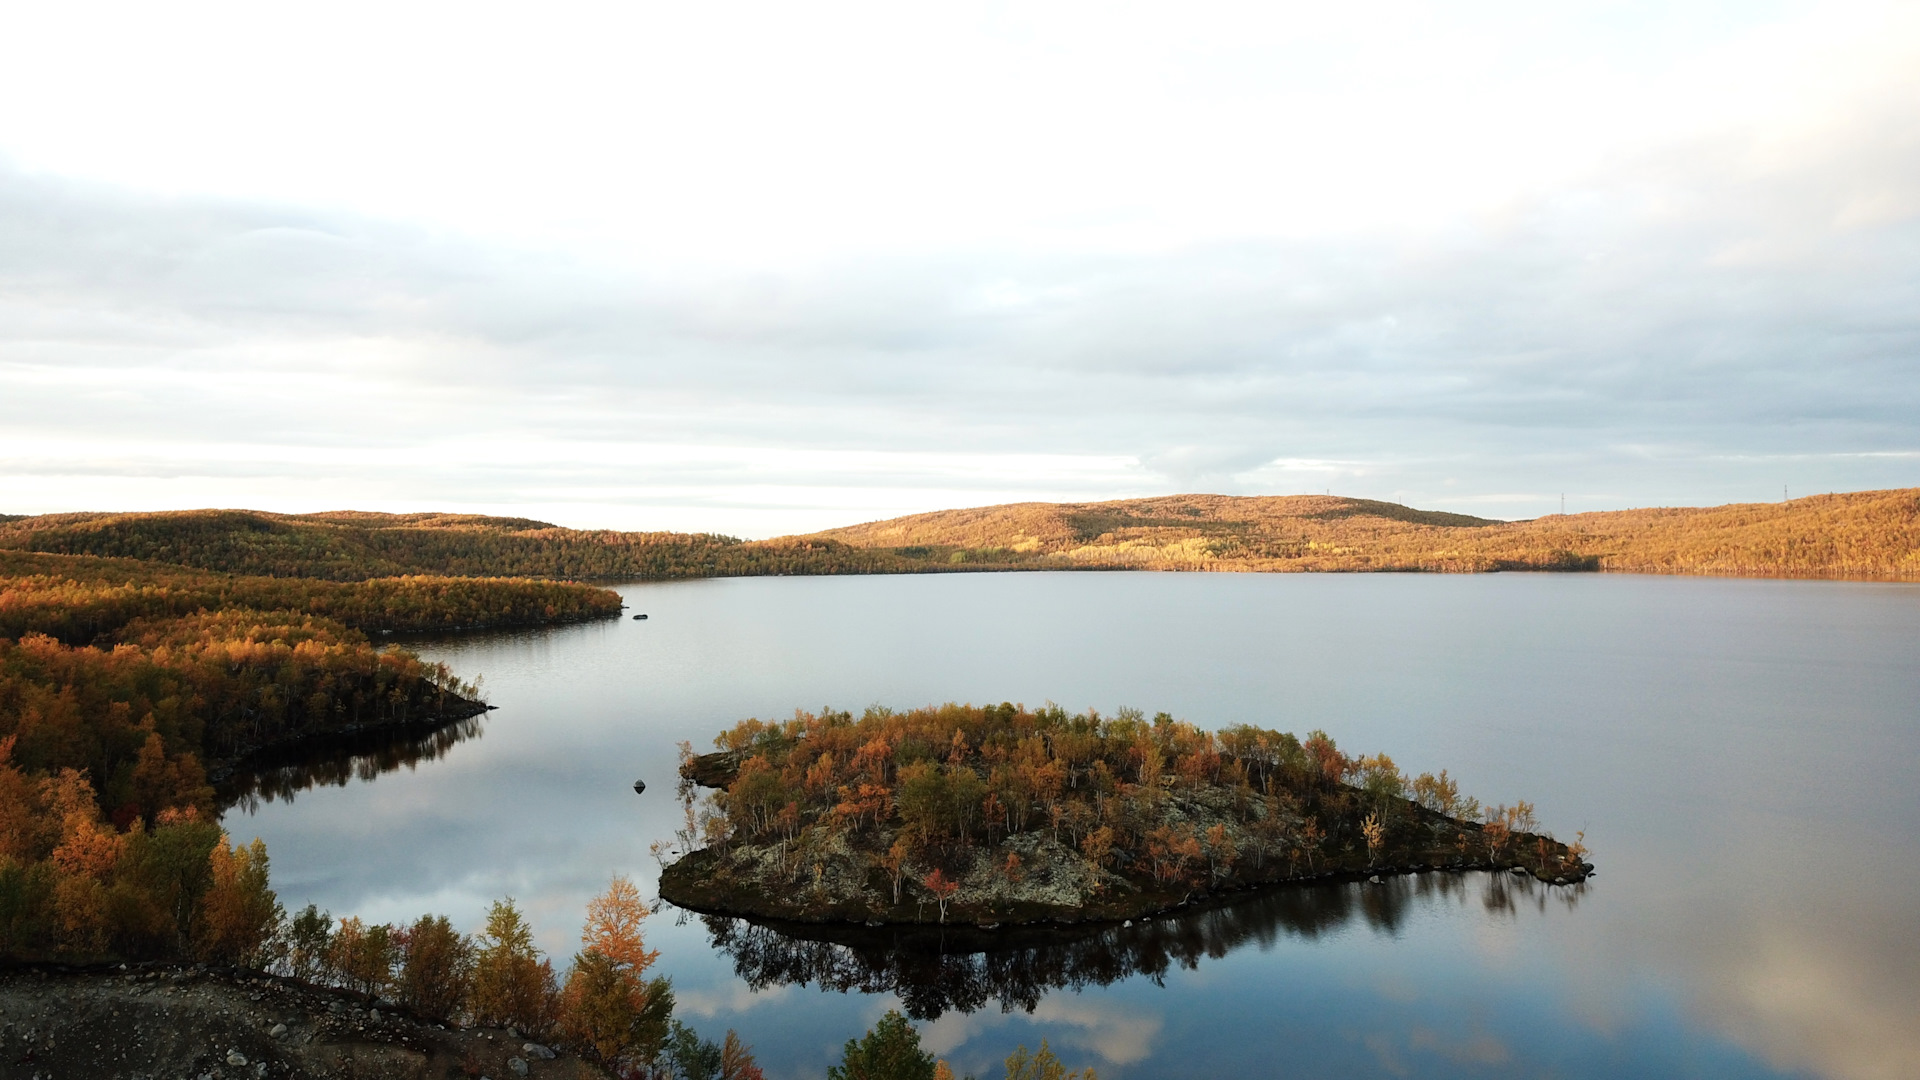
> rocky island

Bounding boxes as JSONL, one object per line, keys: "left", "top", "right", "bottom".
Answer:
{"left": 659, "top": 703, "right": 1592, "bottom": 929}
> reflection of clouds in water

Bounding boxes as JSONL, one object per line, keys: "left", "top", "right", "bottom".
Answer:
{"left": 1370, "top": 970, "right": 1419, "bottom": 1004}
{"left": 1689, "top": 909, "right": 1920, "bottom": 1080}
{"left": 1361, "top": 1031, "right": 1411, "bottom": 1078}
{"left": 916, "top": 997, "right": 1159, "bottom": 1068}
{"left": 674, "top": 982, "right": 792, "bottom": 1021}
{"left": 1409, "top": 1023, "right": 1512, "bottom": 1067}
{"left": 1029, "top": 996, "right": 1162, "bottom": 1066}
{"left": 1364, "top": 1022, "right": 1512, "bottom": 1075}
{"left": 918, "top": 1007, "right": 1011, "bottom": 1057}
{"left": 237, "top": 575, "right": 1920, "bottom": 1078}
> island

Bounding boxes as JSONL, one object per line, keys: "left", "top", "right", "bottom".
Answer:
{"left": 659, "top": 703, "right": 1592, "bottom": 928}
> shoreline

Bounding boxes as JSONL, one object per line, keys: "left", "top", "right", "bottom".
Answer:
{"left": 666, "top": 858, "right": 1592, "bottom": 954}
{"left": 0, "top": 961, "right": 605, "bottom": 1079}
{"left": 206, "top": 697, "right": 492, "bottom": 794}
{"left": 659, "top": 844, "right": 1592, "bottom": 934}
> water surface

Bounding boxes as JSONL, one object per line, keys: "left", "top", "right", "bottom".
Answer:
{"left": 233, "top": 572, "right": 1920, "bottom": 1080}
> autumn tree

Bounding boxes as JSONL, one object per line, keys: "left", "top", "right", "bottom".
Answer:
{"left": 828, "top": 1010, "right": 938, "bottom": 1080}
{"left": 720, "top": 1030, "right": 767, "bottom": 1080}
{"left": 561, "top": 876, "right": 664, "bottom": 1061}
{"left": 883, "top": 838, "right": 912, "bottom": 905}
{"left": 1004, "top": 1039, "right": 1099, "bottom": 1080}
{"left": 471, "top": 898, "right": 559, "bottom": 1034}
{"left": 327, "top": 916, "right": 396, "bottom": 996}
{"left": 922, "top": 869, "right": 959, "bottom": 923}
{"left": 194, "top": 834, "right": 282, "bottom": 967}
{"left": 1203, "top": 823, "right": 1237, "bottom": 883}
{"left": 1360, "top": 813, "right": 1385, "bottom": 867}
{"left": 283, "top": 903, "right": 333, "bottom": 981}
{"left": 396, "top": 914, "right": 473, "bottom": 1020}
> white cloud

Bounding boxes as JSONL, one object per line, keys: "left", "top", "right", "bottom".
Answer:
{"left": 0, "top": 2, "right": 1916, "bottom": 531}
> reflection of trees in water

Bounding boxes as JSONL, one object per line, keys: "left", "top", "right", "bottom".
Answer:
{"left": 699, "top": 871, "right": 1586, "bottom": 1020}
{"left": 218, "top": 715, "right": 485, "bottom": 813}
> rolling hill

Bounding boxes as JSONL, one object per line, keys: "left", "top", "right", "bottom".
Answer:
{"left": 0, "top": 508, "right": 923, "bottom": 581}
{"left": 801, "top": 490, "right": 1920, "bottom": 578}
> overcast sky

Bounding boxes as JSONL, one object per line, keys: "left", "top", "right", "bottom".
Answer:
{"left": 2, "top": 1, "right": 1917, "bottom": 535}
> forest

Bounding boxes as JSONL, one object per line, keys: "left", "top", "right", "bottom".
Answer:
{"left": 0, "top": 539, "right": 641, "bottom": 1062}
{"left": 9, "top": 490, "right": 1912, "bottom": 584}
{"left": 0, "top": 509, "right": 926, "bottom": 581}
{"left": 660, "top": 703, "right": 1586, "bottom": 928}
{"left": 808, "top": 489, "right": 1920, "bottom": 578}
{"left": 0, "top": 544, "right": 620, "bottom": 833}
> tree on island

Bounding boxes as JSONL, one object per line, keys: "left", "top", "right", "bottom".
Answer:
{"left": 923, "top": 868, "right": 959, "bottom": 922}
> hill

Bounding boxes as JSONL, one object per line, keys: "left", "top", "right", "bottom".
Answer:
{"left": 802, "top": 490, "right": 1920, "bottom": 578}
{"left": 0, "top": 509, "right": 925, "bottom": 581}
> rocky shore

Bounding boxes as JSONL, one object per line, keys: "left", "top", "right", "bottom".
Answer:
{"left": 661, "top": 827, "right": 1592, "bottom": 930}
{"left": 0, "top": 963, "right": 605, "bottom": 1080}
{"left": 660, "top": 733, "right": 1593, "bottom": 931}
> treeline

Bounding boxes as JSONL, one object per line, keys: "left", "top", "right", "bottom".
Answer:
{"left": 0, "top": 550, "right": 623, "bottom": 643}
{"left": 0, "top": 510, "right": 928, "bottom": 582}
{"left": 808, "top": 489, "right": 1920, "bottom": 579}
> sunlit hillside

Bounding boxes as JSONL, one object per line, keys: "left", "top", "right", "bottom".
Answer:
{"left": 0, "top": 509, "right": 923, "bottom": 581}
{"left": 802, "top": 489, "right": 1920, "bottom": 579}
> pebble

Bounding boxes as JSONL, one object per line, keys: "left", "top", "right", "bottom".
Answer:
{"left": 269, "top": 1022, "right": 288, "bottom": 1039}
{"left": 524, "top": 1042, "right": 557, "bottom": 1060}
{"left": 509, "top": 1056, "right": 529, "bottom": 1076}
{"left": 370, "top": 1008, "right": 382, "bottom": 1023}
{"left": 227, "top": 1048, "right": 249, "bottom": 1066}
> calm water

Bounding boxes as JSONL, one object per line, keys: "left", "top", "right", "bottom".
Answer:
{"left": 232, "top": 572, "right": 1920, "bottom": 1080}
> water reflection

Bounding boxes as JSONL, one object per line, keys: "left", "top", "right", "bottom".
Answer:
{"left": 231, "top": 573, "right": 1920, "bottom": 1080}
{"left": 695, "top": 870, "right": 1588, "bottom": 1019}
{"left": 217, "top": 714, "right": 486, "bottom": 812}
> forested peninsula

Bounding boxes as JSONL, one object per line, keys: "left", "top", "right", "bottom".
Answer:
{"left": 0, "top": 537, "right": 622, "bottom": 967}
{"left": 659, "top": 704, "right": 1590, "bottom": 930}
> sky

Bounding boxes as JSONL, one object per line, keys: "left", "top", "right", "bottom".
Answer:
{"left": 2, "top": 1, "right": 1917, "bottom": 536}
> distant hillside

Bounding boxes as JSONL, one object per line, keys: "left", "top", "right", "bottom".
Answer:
{"left": 5, "top": 490, "right": 1914, "bottom": 582}
{"left": 802, "top": 490, "right": 1920, "bottom": 578}
{"left": 0, "top": 509, "right": 926, "bottom": 581}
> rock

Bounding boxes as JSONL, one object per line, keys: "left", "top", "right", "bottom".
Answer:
{"left": 509, "top": 1055, "right": 529, "bottom": 1076}
{"left": 369, "top": 1008, "right": 382, "bottom": 1023}
{"left": 1367, "top": 875, "right": 1383, "bottom": 884}
{"left": 227, "top": 1048, "right": 249, "bottom": 1066}
{"left": 524, "top": 1042, "right": 557, "bottom": 1060}
{"left": 269, "top": 1022, "right": 288, "bottom": 1039}
{"left": 508, "top": 1026, "right": 521, "bottom": 1039}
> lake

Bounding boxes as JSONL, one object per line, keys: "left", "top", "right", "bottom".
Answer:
{"left": 229, "top": 572, "right": 1920, "bottom": 1080}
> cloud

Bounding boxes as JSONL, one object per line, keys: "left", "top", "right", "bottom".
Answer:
{"left": 2, "top": 5, "right": 1918, "bottom": 531}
